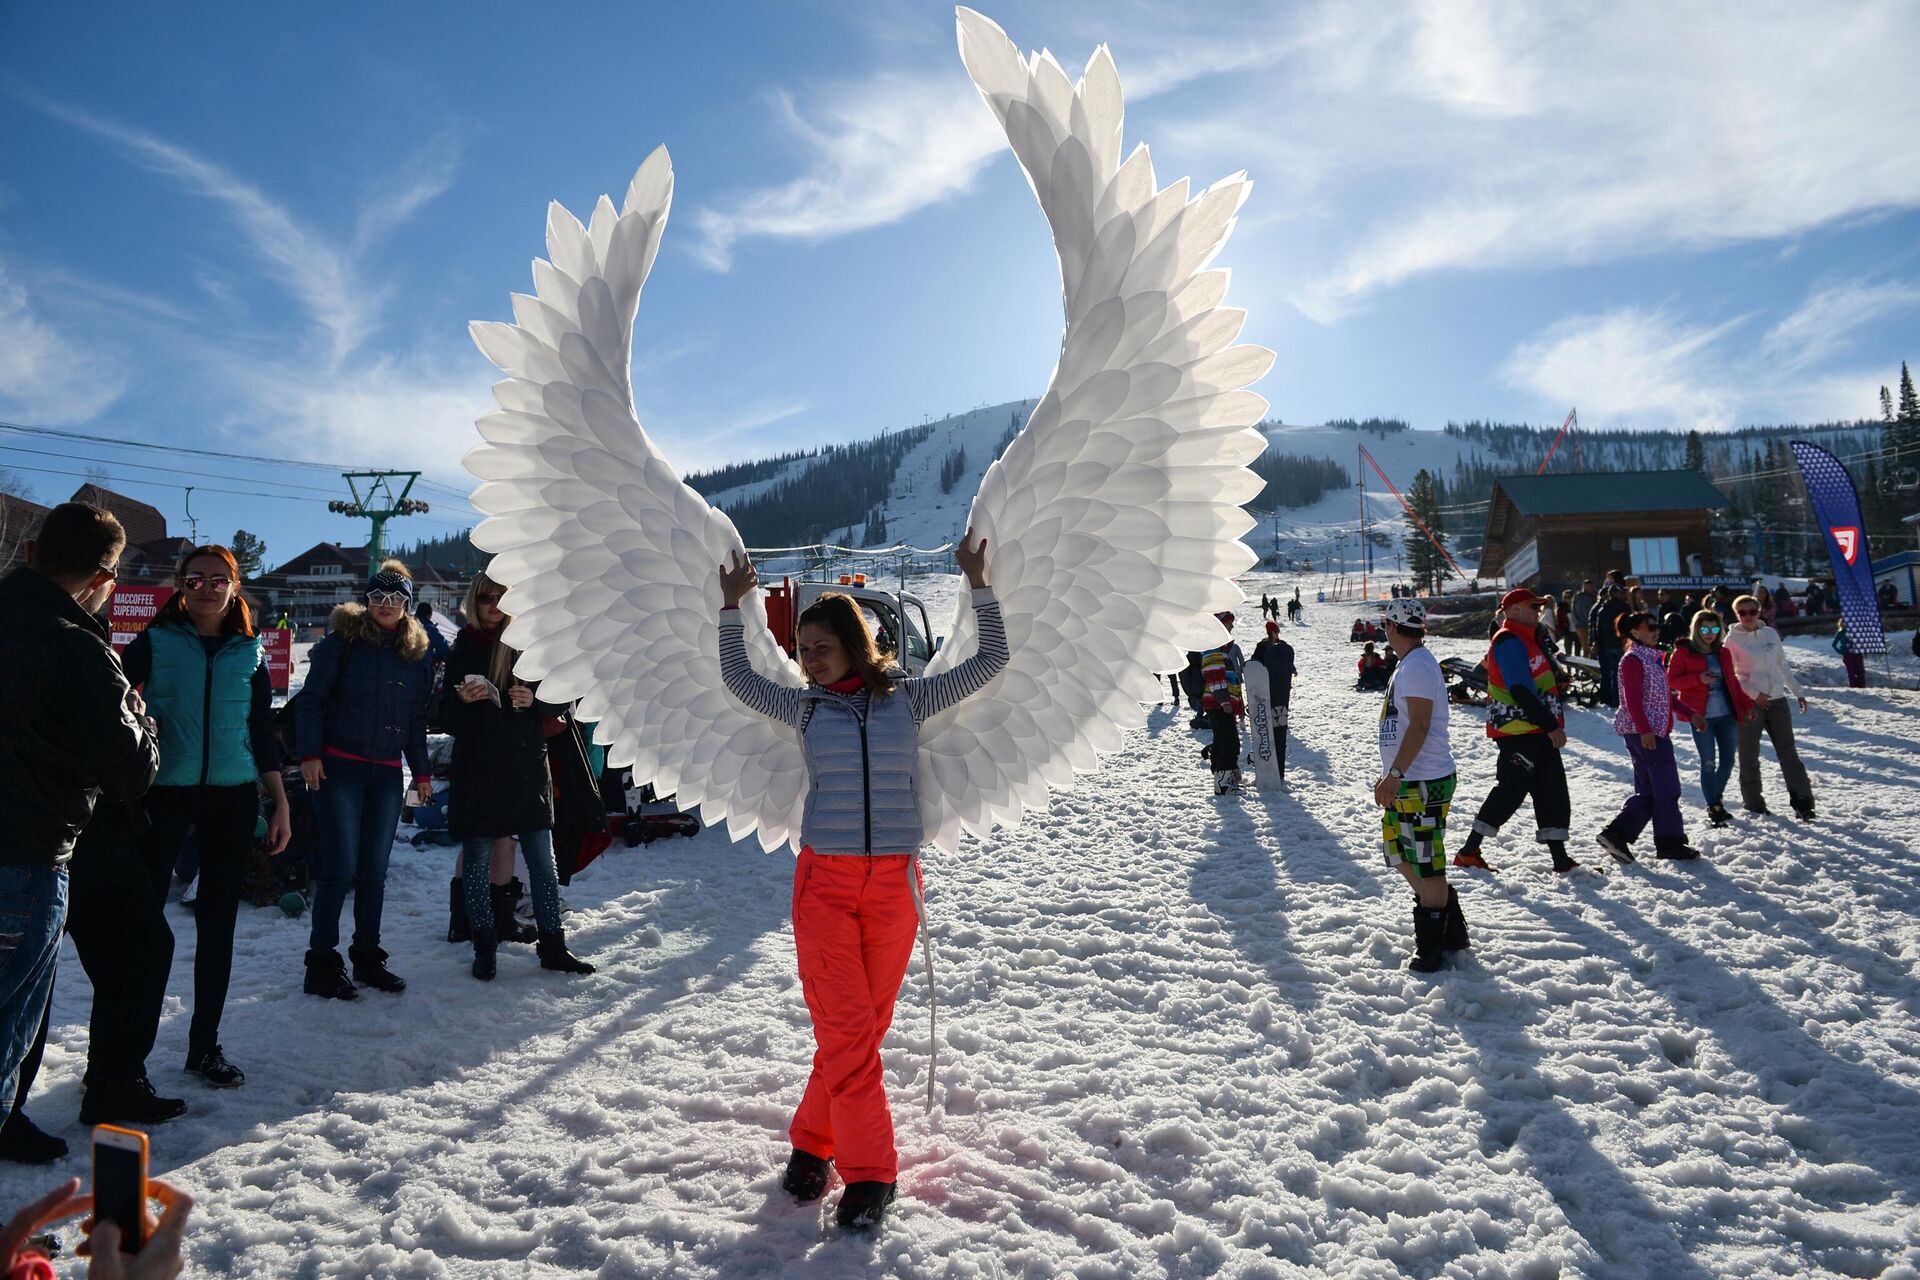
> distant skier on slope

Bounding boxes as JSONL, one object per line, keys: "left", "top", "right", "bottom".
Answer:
{"left": 1371, "top": 599, "right": 1468, "bottom": 973}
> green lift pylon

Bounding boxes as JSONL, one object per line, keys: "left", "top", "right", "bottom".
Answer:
{"left": 328, "top": 471, "right": 430, "bottom": 584}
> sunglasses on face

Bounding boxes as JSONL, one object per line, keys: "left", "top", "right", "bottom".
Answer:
{"left": 1736, "top": 608, "right": 1758, "bottom": 617}
{"left": 1699, "top": 626, "right": 1722, "bottom": 635}
{"left": 182, "top": 574, "right": 232, "bottom": 591}
{"left": 367, "top": 590, "right": 410, "bottom": 608}
{"left": 476, "top": 592, "right": 502, "bottom": 605}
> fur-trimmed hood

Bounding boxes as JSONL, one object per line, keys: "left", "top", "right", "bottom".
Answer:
{"left": 328, "top": 601, "right": 430, "bottom": 662}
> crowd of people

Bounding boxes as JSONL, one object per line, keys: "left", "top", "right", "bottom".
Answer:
{"left": 0, "top": 497, "right": 1890, "bottom": 1255}
{"left": 0, "top": 502, "right": 614, "bottom": 1268}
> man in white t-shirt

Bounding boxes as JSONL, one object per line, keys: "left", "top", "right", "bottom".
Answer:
{"left": 1372, "top": 598, "right": 1465, "bottom": 973}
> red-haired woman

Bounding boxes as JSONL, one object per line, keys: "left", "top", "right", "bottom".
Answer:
{"left": 121, "top": 546, "right": 290, "bottom": 1091}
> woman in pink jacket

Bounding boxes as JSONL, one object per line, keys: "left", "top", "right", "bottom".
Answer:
{"left": 1596, "top": 611, "right": 1701, "bottom": 863}
{"left": 1665, "top": 610, "right": 1757, "bottom": 828}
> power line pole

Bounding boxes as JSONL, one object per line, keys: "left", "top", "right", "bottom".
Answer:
{"left": 327, "top": 471, "right": 429, "bottom": 583}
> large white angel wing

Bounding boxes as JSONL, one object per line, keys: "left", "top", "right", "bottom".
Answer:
{"left": 463, "top": 147, "right": 813, "bottom": 851}
{"left": 913, "top": 10, "right": 1273, "bottom": 852}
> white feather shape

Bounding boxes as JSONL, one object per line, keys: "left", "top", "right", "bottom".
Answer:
{"left": 912, "top": 9, "right": 1273, "bottom": 852}
{"left": 463, "top": 145, "right": 814, "bottom": 853}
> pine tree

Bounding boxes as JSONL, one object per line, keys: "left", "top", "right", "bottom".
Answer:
{"left": 230, "top": 529, "right": 267, "bottom": 578}
{"left": 1900, "top": 362, "right": 1919, "bottom": 424}
{"left": 1881, "top": 385, "right": 1895, "bottom": 423}
{"left": 1683, "top": 429, "right": 1706, "bottom": 474}
{"left": 1402, "top": 469, "right": 1448, "bottom": 593}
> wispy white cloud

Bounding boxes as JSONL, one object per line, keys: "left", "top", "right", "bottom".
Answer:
{"left": 690, "top": 10, "right": 1290, "bottom": 270}
{"left": 0, "top": 260, "right": 128, "bottom": 424}
{"left": 1502, "top": 276, "right": 1920, "bottom": 431}
{"left": 1282, "top": 0, "right": 1920, "bottom": 321}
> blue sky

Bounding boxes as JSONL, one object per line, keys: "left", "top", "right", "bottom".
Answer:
{"left": 3, "top": 0, "right": 1918, "bottom": 565}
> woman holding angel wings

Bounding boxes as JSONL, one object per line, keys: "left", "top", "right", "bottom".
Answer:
{"left": 462, "top": 7, "right": 1272, "bottom": 1231}
{"left": 715, "top": 532, "right": 1002, "bottom": 1228}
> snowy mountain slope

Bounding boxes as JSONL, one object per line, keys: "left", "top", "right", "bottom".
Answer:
{"left": 703, "top": 403, "right": 1887, "bottom": 575}
{"left": 5, "top": 576, "right": 1916, "bottom": 1277}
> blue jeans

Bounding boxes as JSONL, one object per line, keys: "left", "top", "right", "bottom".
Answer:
{"left": 0, "top": 865, "right": 67, "bottom": 1108}
{"left": 1690, "top": 714, "right": 1738, "bottom": 806}
{"left": 309, "top": 756, "right": 404, "bottom": 952}
{"left": 461, "top": 829, "right": 563, "bottom": 937}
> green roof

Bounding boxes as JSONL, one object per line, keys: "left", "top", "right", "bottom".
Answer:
{"left": 1493, "top": 470, "right": 1729, "bottom": 516}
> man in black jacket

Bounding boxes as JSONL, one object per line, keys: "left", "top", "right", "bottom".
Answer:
{"left": 0, "top": 503, "right": 160, "bottom": 1149}
{"left": 1588, "top": 584, "right": 1631, "bottom": 707}
{"left": 1251, "top": 621, "right": 1296, "bottom": 777}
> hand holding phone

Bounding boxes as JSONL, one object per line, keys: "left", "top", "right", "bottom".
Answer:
{"left": 91, "top": 1125, "right": 147, "bottom": 1254}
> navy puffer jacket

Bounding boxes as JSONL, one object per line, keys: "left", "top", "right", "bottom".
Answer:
{"left": 296, "top": 603, "right": 432, "bottom": 776}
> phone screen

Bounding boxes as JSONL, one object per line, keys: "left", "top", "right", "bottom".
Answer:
{"left": 93, "top": 1137, "right": 145, "bottom": 1253}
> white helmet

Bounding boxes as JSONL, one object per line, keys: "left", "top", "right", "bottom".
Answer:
{"left": 1383, "top": 598, "right": 1427, "bottom": 629}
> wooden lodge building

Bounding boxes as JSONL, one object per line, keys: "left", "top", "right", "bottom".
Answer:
{"left": 1478, "top": 470, "right": 1732, "bottom": 590}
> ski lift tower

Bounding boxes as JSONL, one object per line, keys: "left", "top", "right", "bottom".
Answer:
{"left": 327, "top": 471, "right": 430, "bottom": 585}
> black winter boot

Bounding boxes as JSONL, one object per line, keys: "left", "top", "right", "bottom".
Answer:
{"left": 77, "top": 1075, "right": 187, "bottom": 1127}
{"left": 446, "top": 877, "right": 470, "bottom": 943}
{"left": 835, "top": 1180, "right": 897, "bottom": 1230}
{"left": 349, "top": 944, "right": 406, "bottom": 993}
{"left": 1442, "top": 885, "right": 1470, "bottom": 951}
{"left": 1548, "top": 840, "right": 1579, "bottom": 873}
{"left": 537, "top": 931, "right": 596, "bottom": 974}
{"left": 491, "top": 883, "right": 537, "bottom": 944}
{"left": 1409, "top": 905, "right": 1448, "bottom": 973}
{"left": 304, "top": 948, "right": 357, "bottom": 1000}
{"left": 1654, "top": 835, "right": 1702, "bottom": 861}
{"left": 782, "top": 1149, "right": 832, "bottom": 1202}
{"left": 471, "top": 928, "right": 498, "bottom": 981}
{"left": 1596, "top": 826, "right": 1636, "bottom": 865}
{"left": 0, "top": 1112, "right": 68, "bottom": 1165}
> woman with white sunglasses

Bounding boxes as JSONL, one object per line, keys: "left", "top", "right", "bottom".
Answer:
{"left": 294, "top": 561, "right": 434, "bottom": 1001}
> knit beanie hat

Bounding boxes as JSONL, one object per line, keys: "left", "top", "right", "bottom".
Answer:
{"left": 367, "top": 567, "right": 414, "bottom": 601}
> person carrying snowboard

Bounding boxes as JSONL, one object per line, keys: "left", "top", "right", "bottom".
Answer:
{"left": 1454, "top": 589, "right": 1576, "bottom": 874}
{"left": 1251, "top": 620, "right": 1295, "bottom": 778}
{"left": 716, "top": 531, "right": 1004, "bottom": 1231}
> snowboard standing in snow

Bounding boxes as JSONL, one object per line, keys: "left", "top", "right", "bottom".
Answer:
{"left": 1243, "top": 663, "right": 1283, "bottom": 788}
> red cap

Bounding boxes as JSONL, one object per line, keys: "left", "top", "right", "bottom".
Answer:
{"left": 1265, "top": 619, "right": 1279, "bottom": 635}
{"left": 1499, "top": 587, "right": 1551, "bottom": 609}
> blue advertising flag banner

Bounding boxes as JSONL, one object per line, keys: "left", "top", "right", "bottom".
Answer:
{"left": 1790, "top": 441, "right": 1887, "bottom": 655}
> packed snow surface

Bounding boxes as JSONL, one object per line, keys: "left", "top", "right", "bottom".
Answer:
{"left": 7, "top": 574, "right": 1919, "bottom": 1277}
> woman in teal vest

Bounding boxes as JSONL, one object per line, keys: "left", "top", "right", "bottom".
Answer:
{"left": 122, "top": 545, "right": 290, "bottom": 1091}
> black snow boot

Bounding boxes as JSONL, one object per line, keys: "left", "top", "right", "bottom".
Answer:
{"left": 1791, "top": 798, "right": 1817, "bottom": 821}
{"left": 1548, "top": 840, "right": 1579, "bottom": 873}
{"left": 348, "top": 944, "right": 406, "bottom": 993}
{"left": 1596, "top": 826, "right": 1636, "bottom": 865}
{"left": 491, "top": 882, "right": 538, "bottom": 944}
{"left": 835, "top": 1180, "right": 897, "bottom": 1230}
{"left": 0, "top": 1112, "right": 68, "bottom": 1165}
{"left": 782, "top": 1149, "right": 832, "bottom": 1202}
{"left": 1706, "top": 803, "right": 1732, "bottom": 827}
{"left": 536, "top": 931, "right": 596, "bottom": 974}
{"left": 1409, "top": 905, "right": 1448, "bottom": 974}
{"left": 446, "top": 877, "right": 470, "bottom": 943}
{"left": 471, "top": 927, "right": 498, "bottom": 981}
{"left": 1654, "top": 835, "right": 1702, "bottom": 861}
{"left": 1442, "top": 885, "right": 1470, "bottom": 951}
{"left": 77, "top": 1075, "right": 187, "bottom": 1127}
{"left": 303, "top": 948, "right": 357, "bottom": 1000}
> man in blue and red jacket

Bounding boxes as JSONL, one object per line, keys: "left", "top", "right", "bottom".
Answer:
{"left": 1455, "top": 588, "right": 1577, "bottom": 873}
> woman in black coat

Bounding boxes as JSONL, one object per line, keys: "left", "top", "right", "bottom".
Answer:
{"left": 438, "top": 573, "right": 595, "bottom": 981}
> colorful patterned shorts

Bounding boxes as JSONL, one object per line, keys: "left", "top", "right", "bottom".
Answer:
{"left": 1382, "top": 773, "right": 1457, "bottom": 877}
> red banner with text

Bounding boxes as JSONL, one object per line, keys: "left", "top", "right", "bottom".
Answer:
{"left": 263, "top": 627, "right": 292, "bottom": 693}
{"left": 108, "top": 586, "right": 173, "bottom": 651}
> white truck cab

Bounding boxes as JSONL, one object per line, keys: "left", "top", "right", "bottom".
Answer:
{"left": 764, "top": 574, "right": 936, "bottom": 676}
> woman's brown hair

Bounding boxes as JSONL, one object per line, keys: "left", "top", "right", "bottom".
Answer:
{"left": 152, "top": 544, "right": 256, "bottom": 637}
{"left": 797, "top": 592, "right": 894, "bottom": 697}
{"left": 463, "top": 569, "right": 519, "bottom": 689}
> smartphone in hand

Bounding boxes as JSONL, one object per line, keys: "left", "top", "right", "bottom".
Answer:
{"left": 92, "top": 1124, "right": 148, "bottom": 1253}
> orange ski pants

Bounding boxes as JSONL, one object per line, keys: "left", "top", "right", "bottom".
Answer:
{"left": 788, "top": 849, "right": 922, "bottom": 1184}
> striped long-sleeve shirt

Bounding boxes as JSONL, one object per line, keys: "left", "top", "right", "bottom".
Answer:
{"left": 718, "top": 588, "right": 1008, "bottom": 727}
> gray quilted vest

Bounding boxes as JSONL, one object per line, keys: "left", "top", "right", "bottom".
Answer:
{"left": 799, "top": 684, "right": 923, "bottom": 855}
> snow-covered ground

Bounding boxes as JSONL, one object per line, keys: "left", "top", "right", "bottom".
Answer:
{"left": 7, "top": 573, "right": 1919, "bottom": 1277}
